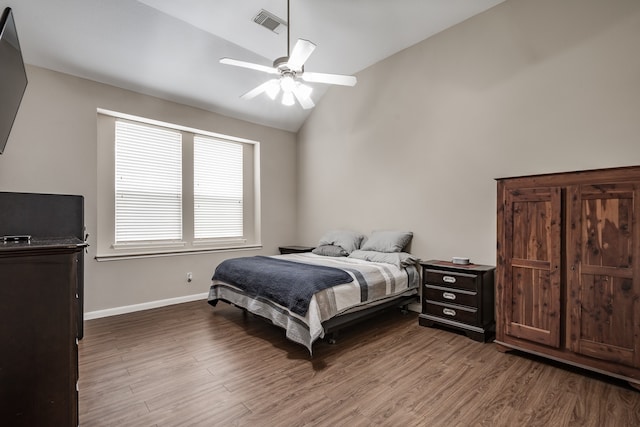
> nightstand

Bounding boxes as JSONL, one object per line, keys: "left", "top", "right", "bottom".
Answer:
{"left": 418, "top": 260, "right": 495, "bottom": 342}
{"left": 278, "top": 245, "right": 315, "bottom": 255}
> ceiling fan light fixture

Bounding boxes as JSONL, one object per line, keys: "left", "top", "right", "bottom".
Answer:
{"left": 280, "top": 74, "right": 296, "bottom": 93}
{"left": 282, "top": 91, "right": 295, "bottom": 106}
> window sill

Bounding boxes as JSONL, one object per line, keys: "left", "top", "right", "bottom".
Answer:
{"left": 95, "top": 244, "right": 262, "bottom": 261}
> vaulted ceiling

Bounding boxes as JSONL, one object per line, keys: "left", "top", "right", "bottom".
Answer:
{"left": 11, "top": 0, "right": 505, "bottom": 131}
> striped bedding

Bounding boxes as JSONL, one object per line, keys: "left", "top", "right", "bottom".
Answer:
{"left": 208, "top": 253, "right": 420, "bottom": 353}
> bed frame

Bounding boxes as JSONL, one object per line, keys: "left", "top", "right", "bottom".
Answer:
{"left": 322, "top": 294, "right": 417, "bottom": 344}
{"left": 215, "top": 293, "right": 418, "bottom": 347}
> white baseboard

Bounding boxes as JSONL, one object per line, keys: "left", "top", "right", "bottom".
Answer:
{"left": 84, "top": 292, "right": 209, "bottom": 320}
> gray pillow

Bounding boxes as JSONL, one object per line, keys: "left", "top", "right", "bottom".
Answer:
{"left": 312, "top": 244, "right": 348, "bottom": 257}
{"left": 349, "top": 250, "right": 419, "bottom": 269}
{"left": 360, "top": 230, "right": 413, "bottom": 253}
{"left": 317, "top": 230, "right": 365, "bottom": 254}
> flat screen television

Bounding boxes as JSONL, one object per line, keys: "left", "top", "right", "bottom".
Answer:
{"left": 0, "top": 7, "right": 28, "bottom": 155}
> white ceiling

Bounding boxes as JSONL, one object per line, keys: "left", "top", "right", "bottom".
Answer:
{"left": 9, "top": 0, "right": 504, "bottom": 132}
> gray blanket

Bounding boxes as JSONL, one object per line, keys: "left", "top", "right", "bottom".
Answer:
{"left": 212, "top": 256, "right": 353, "bottom": 316}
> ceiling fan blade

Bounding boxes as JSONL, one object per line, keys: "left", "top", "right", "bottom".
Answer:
{"left": 220, "top": 58, "right": 279, "bottom": 75}
{"left": 292, "top": 84, "right": 315, "bottom": 110}
{"left": 287, "top": 39, "right": 316, "bottom": 71}
{"left": 241, "top": 79, "right": 279, "bottom": 100}
{"left": 301, "top": 71, "right": 357, "bottom": 87}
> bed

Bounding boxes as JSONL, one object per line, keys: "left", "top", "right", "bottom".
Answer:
{"left": 208, "top": 230, "right": 421, "bottom": 353}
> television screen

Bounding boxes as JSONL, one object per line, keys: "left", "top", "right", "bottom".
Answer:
{"left": 0, "top": 8, "right": 28, "bottom": 155}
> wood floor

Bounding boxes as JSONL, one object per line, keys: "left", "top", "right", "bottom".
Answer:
{"left": 79, "top": 300, "right": 640, "bottom": 426}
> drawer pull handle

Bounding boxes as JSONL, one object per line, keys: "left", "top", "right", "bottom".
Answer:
{"left": 443, "top": 308, "right": 456, "bottom": 317}
{"left": 443, "top": 275, "right": 456, "bottom": 283}
{"left": 443, "top": 292, "right": 456, "bottom": 300}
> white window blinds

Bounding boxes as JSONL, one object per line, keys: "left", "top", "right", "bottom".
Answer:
{"left": 115, "top": 120, "right": 183, "bottom": 243}
{"left": 194, "top": 135, "right": 243, "bottom": 239}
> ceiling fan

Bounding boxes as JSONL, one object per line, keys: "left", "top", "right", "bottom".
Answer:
{"left": 219, "top": 0, "right": 357, "bottom": 109}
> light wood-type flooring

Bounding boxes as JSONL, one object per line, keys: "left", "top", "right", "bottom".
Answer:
{"left": 79, "top": 300, "right": 640, "bottom": 426}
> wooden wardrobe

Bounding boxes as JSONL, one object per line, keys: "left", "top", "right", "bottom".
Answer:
{"left": 496, "top": 166, "right": 640, "bottom": 389}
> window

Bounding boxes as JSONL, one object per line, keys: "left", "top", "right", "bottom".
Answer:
{"left": 96, "top": 110, "right": 261, "bottom": 259}
{"left": 115, "top": 121, "right": 183, "bottom": 243}
{"left": 193, "top": 135, "right": 243, "bottom": 240}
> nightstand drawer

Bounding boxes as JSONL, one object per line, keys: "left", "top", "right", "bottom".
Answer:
{"left": 424, "top": 285, "right": 477, "bottom": 308}
{"left": 424, "top": 269, "right": 478, "bottom": 291}
{"left": 426, "top": 301, "right": 477, "bottom": 325}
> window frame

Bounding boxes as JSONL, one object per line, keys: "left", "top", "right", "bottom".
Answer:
{"left": 96, "top": 109, "right": 262, "bottom": 261}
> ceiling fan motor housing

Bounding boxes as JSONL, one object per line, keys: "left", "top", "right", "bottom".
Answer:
{"left": 274, "top": 56, "right": 303, "bottom": 74}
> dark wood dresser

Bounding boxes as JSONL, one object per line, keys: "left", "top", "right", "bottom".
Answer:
{"left": 418, "top": 260, "right": 495, "bottom": 342}
{"left": 0, "top": 238, "right": 85, "bottom": 426}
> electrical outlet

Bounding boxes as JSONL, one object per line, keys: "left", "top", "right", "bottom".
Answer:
{"left": 186, "top": 272, "right": 193, "bottom": 283}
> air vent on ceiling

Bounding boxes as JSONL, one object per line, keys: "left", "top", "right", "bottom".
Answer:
{"left": 253, "top": 9, "right": 286, "bottom": 33}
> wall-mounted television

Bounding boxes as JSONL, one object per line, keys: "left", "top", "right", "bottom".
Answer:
{"left": 0, "top": 7, "right": 28, "bottom": 155}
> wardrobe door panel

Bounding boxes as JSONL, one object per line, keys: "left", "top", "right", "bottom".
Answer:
{"left": 503, "top": 187, "right": 562, "bottom": 348}
{"left": 568, "top": 183, "right": 640, "bottom": 367}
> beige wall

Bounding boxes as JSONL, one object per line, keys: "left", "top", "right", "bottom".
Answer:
{"left": 0, "top": 66, "right": 297, "bottom": 312}
{"left": 2, "top": 0, "right": 639, "bottom": 313}
{"left": 297, "top": 0, "right": 640, "bottom": 265}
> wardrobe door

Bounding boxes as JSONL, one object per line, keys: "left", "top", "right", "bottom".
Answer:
{"left": 567, "top": 183, "right": 640, "bottom": 368}
{"left": 501, "top": 187, "right": 563, "bottom": 348}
